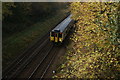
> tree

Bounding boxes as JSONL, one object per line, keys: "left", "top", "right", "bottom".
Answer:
{"left": 2, "top": 2, "right": 15, "bottom": 19}
{"left": 54, "top": 2, "right": 119, "bottom": 78}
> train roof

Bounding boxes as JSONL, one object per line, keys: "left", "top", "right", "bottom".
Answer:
{"left": 52, "top": 14, "right": 72, "bottom": 32}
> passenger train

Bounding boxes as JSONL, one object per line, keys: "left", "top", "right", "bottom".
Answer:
{"left": 50, "top": 15, "right": 72, "bottom": 43}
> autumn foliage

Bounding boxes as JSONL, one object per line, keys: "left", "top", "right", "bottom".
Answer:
{"left": 53, "top": 2, "right": 120, "bottom": 78}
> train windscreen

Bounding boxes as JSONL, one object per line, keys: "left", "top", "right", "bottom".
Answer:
{"left": 59, "top": 33, "right": 62, "bottom": 38}
{"left": 55, "top": 33, "right": 57, "bottom": 37}
{"left": 51, "top": 32, "right": 54, "bottom": 36}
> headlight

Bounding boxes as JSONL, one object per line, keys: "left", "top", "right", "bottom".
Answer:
{"left": 59, "top": 38, "right": 62, "bottom": 42}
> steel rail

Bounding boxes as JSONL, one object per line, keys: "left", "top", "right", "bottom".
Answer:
{"left": 9, "top": 39, "right": 50, "bottom": 78}
{"left": 15, "top": 41, "right": 52, "bottom": 78}
{"left": 3, "top": 33, "right": 49, "bottom": 75}
{"left": 3, "top": 38, "right": 49, "bottom": 78}
{"left": 40, "top": 47, "right": 59, "bottom": 79}
{"left": 28, "top": 45, "right": 54, "bottom": 79}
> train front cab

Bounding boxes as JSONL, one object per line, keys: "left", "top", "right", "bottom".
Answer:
{"left": 50, "top": 31, "right": 63, "bottom": 44}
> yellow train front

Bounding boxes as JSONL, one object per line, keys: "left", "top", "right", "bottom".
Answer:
{"left": 50, "top": 30, "right": 63, "bottom": 43}
{"left": 50, "top": 14, "right": 72, "bottom": 43}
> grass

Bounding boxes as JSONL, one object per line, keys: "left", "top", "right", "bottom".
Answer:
{"left": 2, "top": 9, "right": 68, "bottom": 69}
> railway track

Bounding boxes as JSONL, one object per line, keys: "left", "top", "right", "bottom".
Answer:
{"left": 28, "top": 46, "right": 59, "bottom": 79}
{"left": 2, "top": 35, "right": 50, "bottom": 79}
{"left": 3, "top": 31, "right": 63, "bottom": 79}
{"left": 3, "top": 41, "right": 59, "bottom": 79}
{"left": 40, "top": 47, "right": 59, "bottom": 79}
{"left": 16, "top": 42, "right": 54, "bottom": 78}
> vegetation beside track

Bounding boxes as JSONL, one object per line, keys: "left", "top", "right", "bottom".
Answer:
{"left": 53, "top": 2, "right": 120, "bottom": 79}
{"left": 3, "top": 9, "right": 69, "bottom": 69}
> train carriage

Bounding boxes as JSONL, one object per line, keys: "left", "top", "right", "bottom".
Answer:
{"left": 50, "top": 15, "right": 72, "bottom": 43}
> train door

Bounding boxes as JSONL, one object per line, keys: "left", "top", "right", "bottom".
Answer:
{"left": 55, "top": 33, "right": 58, "bottom": 42}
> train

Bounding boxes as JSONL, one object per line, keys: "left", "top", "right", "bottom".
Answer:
{"left": 50, "top": 14, "right": 73, "bottom": 43}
